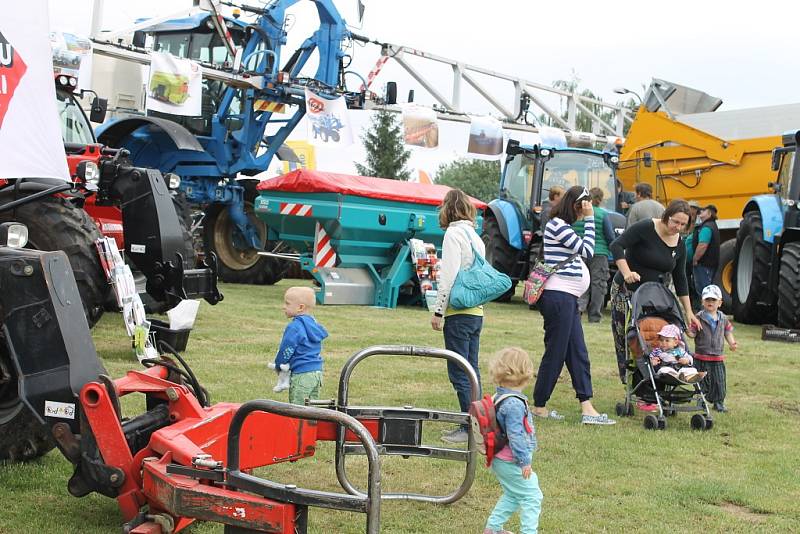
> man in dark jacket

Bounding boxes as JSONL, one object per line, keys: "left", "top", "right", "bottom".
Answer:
{"left": 691, "top": 204, "right": 720, "bottom": 296}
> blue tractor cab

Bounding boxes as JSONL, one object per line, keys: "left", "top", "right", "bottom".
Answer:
{"left": 732, "top": 129, "right": 800, "bottom": 328}
{"left": 483, "top": 139, "right": 622, "bottom": 299}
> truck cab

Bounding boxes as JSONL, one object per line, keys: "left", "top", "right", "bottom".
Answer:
{"left": 483, "top": 140, "right": 622, "bottom": 299}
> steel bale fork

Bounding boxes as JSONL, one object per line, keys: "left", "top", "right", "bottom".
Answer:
{"left": 56, "top": 346, "right": 477, "bottom": 533}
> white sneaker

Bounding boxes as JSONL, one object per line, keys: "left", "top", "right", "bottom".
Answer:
{"left": 441, "top": 429, "right": 469, "bottom": 444}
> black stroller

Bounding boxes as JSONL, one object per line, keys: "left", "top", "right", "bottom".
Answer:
{"left": 614, "top": 282, "right": 713, "bottom": 431}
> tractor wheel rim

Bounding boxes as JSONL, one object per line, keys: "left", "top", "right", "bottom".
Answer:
{"left": 737, "top": 236, "right": 754, "bottom": 303}
{"left": 721, "top": 260, "right": 734, "bottom": 296}
{"left": 212, "top": 205, "right": 267, "bottom": 271}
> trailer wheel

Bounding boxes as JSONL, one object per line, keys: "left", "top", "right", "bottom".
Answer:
{"left": 0, "top": 348, "right": 53, "bottom": 462}
{"left": 714, "top": 239, "right": 736, "bottom": 313}
{"left": 482, "top": 216, "right": 518, "bottom": 301}
{"left": 0, "top": 196, "right": 107, "bottom": 327}
{"left": 777, "top": 241, "right": 800, "bottom": 328}
{"left": 732, "top": 211, "right": 774, "bottom": 324}
{"left": 203, "top": 182, "right": 287, "bottom": 285}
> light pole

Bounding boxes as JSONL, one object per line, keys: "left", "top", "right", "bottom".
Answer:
{"left": 613, "top": 87, "right": 643, "bottom": 106}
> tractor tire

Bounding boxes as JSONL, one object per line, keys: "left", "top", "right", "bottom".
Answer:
{"left": 203, "top": 182, "right": 287, "bottom": 285}
{"left": 732, "top": 211, "right": 774, "bottom": 324}
{"left": 482, "top": 216, "right": 518, "bottom": 302}
{"left": 0, "top": 348, "right": 53, "bottom": 462}
{"left": 0, "top": 196, "right": 108, "bottom": 328}
{"left": 714, "top": 239, "right": 736, "bottom": 313}
{"left": 777, "top": 242, "right": 800, "bottom": 329}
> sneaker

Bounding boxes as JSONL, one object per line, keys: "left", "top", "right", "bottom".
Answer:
{"left": 581, "top": 413, "right": 616, "bottom": 425}
{"left": 483, "top": 529, "right": 515, "bottom": 534}
{"left": 441, "top": 428, "right": 469, "bottom": 443}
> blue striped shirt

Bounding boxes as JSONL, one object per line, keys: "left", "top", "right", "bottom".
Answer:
{"left": 543, "top": 216, "right": 595, "bottom": 277}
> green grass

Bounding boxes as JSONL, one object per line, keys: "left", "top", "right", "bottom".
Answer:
{"left": 1, "top": 281, "right": 799, "bottom": 533}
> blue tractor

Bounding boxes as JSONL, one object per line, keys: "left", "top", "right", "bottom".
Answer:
{"left": 732, "top": 130, "right": 800, "bottom": 328}
{"left": 482, "top": 139, "right": 623, "bottom": 300}
{"left": 96, "top": 1, "right": 359, "bottom": 284}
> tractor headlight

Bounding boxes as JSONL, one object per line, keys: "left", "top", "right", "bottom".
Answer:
{"left": 77, "top": 161, "right": 100, "bottom": 186}
{"left": 540, "top": 149, "right": 551, "bottom": 157}
{"left": 610, "top": 155, "right": 620, "bottom": 164}
{"left": 0, "top": 222, "right": 28, "bottom": 248}
{"left": 166, "top": 172, "right": 181, "bottom": 189}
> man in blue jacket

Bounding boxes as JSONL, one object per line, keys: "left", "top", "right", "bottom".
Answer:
{"left": 274, "top": 287, "right": 328, "bottom": 405}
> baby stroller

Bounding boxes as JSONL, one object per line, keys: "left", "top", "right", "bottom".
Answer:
{"left": 614, "top": 282, "right": 713, "bottom": 431}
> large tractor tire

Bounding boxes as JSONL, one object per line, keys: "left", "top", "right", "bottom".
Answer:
{"left": 732, "top": 211, "right": 774, "bottom": 324}
{"left": 0, "top": 196, "right": 108, "bottom": 327}
{"left": 777, "top": 242, "right": 800, "bottom": 328}
{"left": 0, "top": 347, "right": 53, "bottom": 461}
{"left": 482, "top": 216, "right": 518, "bottom": 302}
{"left": 203, "top": 182, "right": 286, "bottom": 285}
{"left": 714, "top": 239, "right": 736, "bottom": 313}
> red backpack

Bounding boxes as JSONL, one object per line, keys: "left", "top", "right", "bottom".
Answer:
{"left": 469, "top": 393, "right": 531, "bottom": 467}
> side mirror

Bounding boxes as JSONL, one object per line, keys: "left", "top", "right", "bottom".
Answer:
{"left": 89, "top": 97, "right": 107, "bottom": 123}
{"left": 132, "top": 31, "right": 146, "bottom": 48}
{"left": 771, "top": 149, "right": 783, "bottom": 172}
{"left": 385, "top": 81, "right": 397, "bottom": 105}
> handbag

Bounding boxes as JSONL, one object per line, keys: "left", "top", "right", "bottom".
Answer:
{"left": 449, "top": 229, "right": 512, "bottom": 309}
{"left": 523, "top": 252, "right": 580, "bottom": 305}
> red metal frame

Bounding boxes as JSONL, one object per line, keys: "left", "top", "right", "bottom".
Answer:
{"left": 80, "top": 366, "right": 379, "bottom": 533}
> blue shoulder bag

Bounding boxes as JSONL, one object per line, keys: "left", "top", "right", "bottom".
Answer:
{"left": 449, "top": 228, "right": 512, "bottom": 309}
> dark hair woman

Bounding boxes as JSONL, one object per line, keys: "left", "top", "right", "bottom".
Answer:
{"left": 432, "top": 188, "right": 484, "bottom": 443}
{"left": 609, "top": 199, "right": 703, "bottom": 382}
{"left": 531, "top": 185, "right": 616, "bottom": 425}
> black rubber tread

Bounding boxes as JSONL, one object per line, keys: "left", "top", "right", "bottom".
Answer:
{"left": 732, "top": 212, "right": 774, "bottom": 324}
{"left": 777, "top": 241, "right": 800, "bottom": 329}
{"left": 482, "top": 215, "right": 519, "bottom": 302}
{"left": 714, "top": 239, "right": 736, "bottom": 313}
{"left": 0, "top": 196, "right": 108, "bottom": 327}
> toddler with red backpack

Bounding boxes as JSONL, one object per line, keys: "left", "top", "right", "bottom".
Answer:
{"left": 471, "top": 347, "right": 542, "bottom": 534}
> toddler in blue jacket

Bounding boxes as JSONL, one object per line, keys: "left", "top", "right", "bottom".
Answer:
{"left": 272, "top": 287, "right": 328, "bottom": 405}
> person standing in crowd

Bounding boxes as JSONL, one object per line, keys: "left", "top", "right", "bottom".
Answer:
{"left": 540, "top": 185, "right": 565, "bottom": 226}
{"left": 626, "top": 183, "right": 665, "bottom": 228}
{"left": 691, "top": 204, "right": 720, "bottom": 296}
{"left": 573, "top": 187, "right": 614, "bottom": 323}
{"left": 609, "top": 200, "right": 703, "bottom": 383}
{"left": 431, "top": 189, "right": 485, "bottom": 444}
{"left": 531, "top": 185, "right": 615, "bottom": 425}
{"left": 684, "top": 200, "right": 702, "bottom": 306}
{"left": 616, "top": 179, "right": 635, "bottom": 215}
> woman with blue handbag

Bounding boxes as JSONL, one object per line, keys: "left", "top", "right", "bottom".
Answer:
{"left": 531, "top": 186, "right": 616, "bottom": 425}
{"left": 432, "top": 189, "right": 488, "bottom": 444}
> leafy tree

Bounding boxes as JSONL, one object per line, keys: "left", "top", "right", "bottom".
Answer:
{"left": 355, "top": 107, "right": 411, "bottom": 180}
{"left": 435, "top": 159, "right": 500, "bottom": 203}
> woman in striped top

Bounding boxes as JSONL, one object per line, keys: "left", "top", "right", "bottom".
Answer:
{"left": 531, "top": 186, "right": 616, "bottom": 425}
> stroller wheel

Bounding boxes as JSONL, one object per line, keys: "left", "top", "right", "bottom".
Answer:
{"left": 643, "top": 414, "right": 658, "bottom": 430}
{"left": 615, "top": 402, "right": 626, "bottom": 417}
{"left": 704, "top": 417, "right": 714, "bottom": 431}
{"left": 691, "top": 414, "right": 706, "bottom": 430}
{"left": 657, "top": 417, "right": 667, "bottom": 430}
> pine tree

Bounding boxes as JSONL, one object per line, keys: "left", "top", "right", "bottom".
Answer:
{"left": 355, "top": 107, "right": 411, "bottom": 180}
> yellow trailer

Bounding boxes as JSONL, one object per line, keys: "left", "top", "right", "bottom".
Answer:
{"left": 618, "top": 80, "right": 800, "bottom": 308}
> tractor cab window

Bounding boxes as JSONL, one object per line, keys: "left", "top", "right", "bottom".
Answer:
{"left": 502, "top": 152, "right": 536, "bottom": 209}
{"left": 776, "top": 150, "right": 795, "bottom": 199}
{"left": 56, "top": 90, "right": 94, "bottom": 145}
{"left": 542, "top": 152, "right": 616, "bottom": 211}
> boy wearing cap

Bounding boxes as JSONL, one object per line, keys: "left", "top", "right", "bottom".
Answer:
{"left": 691, "top": 205, "right": 720, "bottom": 296}
{"left": 688, "top": 284, "right": 737, "bottom": 412}
{"left": 648, "top": 323, "right": 705, "bottom": 383}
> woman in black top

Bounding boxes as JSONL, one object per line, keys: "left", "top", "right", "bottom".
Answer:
{"left": 608, "top": 199, "right": 703, "bottom": 381}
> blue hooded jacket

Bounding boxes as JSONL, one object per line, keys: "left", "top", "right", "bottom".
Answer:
{"left": 274, "top": 315, "right": 328, "bottom": 374}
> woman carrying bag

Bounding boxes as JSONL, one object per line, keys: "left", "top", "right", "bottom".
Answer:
{"left": 531, "top": 186, "right": 616, "bottom": 425}
{"left": 432, "top": 189, "right": 487, "bottom": 444}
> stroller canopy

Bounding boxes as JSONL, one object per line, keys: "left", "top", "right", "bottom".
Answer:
{"left": 629, "top": 282, "right": 686, "bottom": 330}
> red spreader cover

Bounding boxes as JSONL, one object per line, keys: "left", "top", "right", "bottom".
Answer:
{"left": 257, "top": 169, "right": 487, "bottom": 209}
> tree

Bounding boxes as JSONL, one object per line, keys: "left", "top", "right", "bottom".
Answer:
{"left": 355, "top": 107, "right": 411, "bottom": 180}
{"left": 435, "top": 159, "right": 500, "bottom": 203}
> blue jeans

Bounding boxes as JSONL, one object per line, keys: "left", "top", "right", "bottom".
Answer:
{"left": 486, "top": 458, "right": 543, "bottom": 534}
{"left": 693, "top": 265, "right": 715, "bottom": 296}
{"left": 443, "top": 313, "right": 483, "bottom": 427}
{"left": 533, "top": 290, "right": 593, "bottom": 406}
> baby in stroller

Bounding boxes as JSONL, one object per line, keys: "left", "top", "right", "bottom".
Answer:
{"left": 648, "top": 323, "right": 706, "bottom": 384}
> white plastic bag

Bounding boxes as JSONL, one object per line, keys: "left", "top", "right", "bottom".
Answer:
{"left": 167, "top": 299, "right": 200, "bottom": 330}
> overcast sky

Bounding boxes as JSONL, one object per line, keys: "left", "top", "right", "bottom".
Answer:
{"left": 50, "top": 0, "right": 797, "bottom": 113}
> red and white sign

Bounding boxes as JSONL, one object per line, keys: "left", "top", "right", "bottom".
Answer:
{"left": 279, "top": 202, "right": 313, "bottom": 217}
{"left": 314, "top": 222, "right": 337, "bottom": 268}
{"left": 0, "top": 0, "right": 69, "bottom": 181}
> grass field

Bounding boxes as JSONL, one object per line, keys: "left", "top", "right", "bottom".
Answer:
{"left": 1, "top": 281, "right": 799, "bottom": 533}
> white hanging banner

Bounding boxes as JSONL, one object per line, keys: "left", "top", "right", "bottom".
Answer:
{"left": 49, "top": 31, "right": 93, "bottom": 91}
{"left": 146, "top": 52, "right": 202, "bottom": 116}
{"left": 0, "top": 0, "right": 69, "bottom": 181}
{"left": 305, "top": 88, "right": 353, "bottom": 147}
{"left": 466, "top": 115, "right": 504, "bottom": 160}
{"left": 402, "top": 104, "right": 439, "bottom": 149}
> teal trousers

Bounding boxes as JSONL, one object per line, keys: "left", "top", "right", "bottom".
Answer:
{"left": 485, "top": 458, "right": 543, "bottom": 534}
